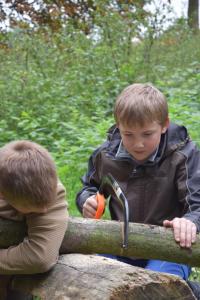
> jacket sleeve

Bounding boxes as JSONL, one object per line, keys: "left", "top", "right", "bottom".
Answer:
{"left": 176, "top": 142, "right": 200, "bottom": 231}
{"left": 0, "top": 181, "right": 68, "bottom": 275}
{"left": 76, "top": 147, "right": 103, "bottom": 213}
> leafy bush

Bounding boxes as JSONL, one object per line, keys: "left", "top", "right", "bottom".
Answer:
{"left": 0, "top": 23, "right": 199, "bottom": 214}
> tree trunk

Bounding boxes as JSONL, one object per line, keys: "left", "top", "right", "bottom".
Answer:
{"left": 8, "top": 254, "right": 196, "bottom": 300}
{"left": 188, "top": 0, "right": 199, "bottom": 30}
{"left": 1, "top": 216, "right": 200, "bottom": 267}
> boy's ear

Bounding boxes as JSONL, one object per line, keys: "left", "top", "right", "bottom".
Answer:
{"left": 161, "top": 117, "right": 170, "bottom": 133}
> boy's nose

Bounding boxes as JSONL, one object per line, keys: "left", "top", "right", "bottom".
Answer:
{"left": 134, "top": 141, "right": 144, "bottom": 149}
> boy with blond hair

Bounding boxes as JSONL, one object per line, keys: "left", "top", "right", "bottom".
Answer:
{"left": 76, "top": 83, "right": 200, "bottom": 287}
{"left": 0, "top": 140, "right": 68, "bottom": 298}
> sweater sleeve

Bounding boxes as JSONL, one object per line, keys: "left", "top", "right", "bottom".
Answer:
{"left": 0, "top": 181, "right": 68, "bottom": 275}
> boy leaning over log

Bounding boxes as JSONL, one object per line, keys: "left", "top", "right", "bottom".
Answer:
{"left": 0, "top": 140, "right": 68, "bottom": 299}
{"left": 76, "top": 83, "right": 200, "bottom": 295}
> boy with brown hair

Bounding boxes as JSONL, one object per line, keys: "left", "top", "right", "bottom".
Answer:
{"left": 76, "top": 83, "right": 200, "bottom": 285}
{"left": 0, "top": 140, "right": 68, "bottom": 298}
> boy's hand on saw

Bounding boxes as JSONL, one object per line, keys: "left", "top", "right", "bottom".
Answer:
{"left": 83, "top": 195, "right": 98, "bottom": 218}
{"left": 83, "top": 193, "right": 105, "bottom": 219}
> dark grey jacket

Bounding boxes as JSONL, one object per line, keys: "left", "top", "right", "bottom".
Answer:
{"left": 76, "top": 123, "right": 200, "bottom": 231}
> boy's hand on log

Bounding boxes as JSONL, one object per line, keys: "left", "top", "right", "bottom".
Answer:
{"left": 163, "top": 217, "right": 197, "bottom": 248}
{"left": 83, "top": 195, "right": 98, "bottom": 218}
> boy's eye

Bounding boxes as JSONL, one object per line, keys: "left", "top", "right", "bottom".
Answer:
{"left": 143, "top": 132, "right": 153, "bottom": 136}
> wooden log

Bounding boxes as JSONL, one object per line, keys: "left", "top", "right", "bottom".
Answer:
{"left": 9, "top": 254, "right": 196, "bottom": 300}
{"left": 0, "top": 216, "right": 200, "bottom": 267}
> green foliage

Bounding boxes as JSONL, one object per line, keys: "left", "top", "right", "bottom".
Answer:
{"left": 156, "top": 63, "right": 200, "bottom": 145}
{"left": 0, "top": 9, "right": 200, "bottom": 279}
{"left": 0, "top": 17, "right": 199, "bottom": 179}
{"left": 191, "top": 268, "right": 200, "bottom": 281}
{"left": 0, "top": 22, "right": 200, "bottom": 210}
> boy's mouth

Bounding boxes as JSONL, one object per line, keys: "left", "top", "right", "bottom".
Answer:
{"left": 134, "top": 150, "right": 145, "bottom": 154}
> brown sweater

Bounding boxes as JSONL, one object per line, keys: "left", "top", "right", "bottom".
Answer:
{"left": 0, "top": 181, "right": 68, "bottom": 275}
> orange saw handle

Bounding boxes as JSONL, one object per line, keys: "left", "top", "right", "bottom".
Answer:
{"left": 94, "top": 192, "right": 106, "bottom": 219}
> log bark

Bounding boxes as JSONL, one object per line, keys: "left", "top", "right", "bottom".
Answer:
{"left": 9, "top": 254, "right": 196, "bottom": 300}
{"left": 0, "top": 216, "right": 200, "bottom": 267}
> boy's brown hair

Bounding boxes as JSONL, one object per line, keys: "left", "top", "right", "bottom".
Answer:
{"left": 114, "top": 83, "right": 168, "bottom": 127}
{"left": 0, "top": 140, "right": 57, "bottom": 208}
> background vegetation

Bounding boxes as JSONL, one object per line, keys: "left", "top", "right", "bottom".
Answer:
{"left": 0, "top": 0, "right": 199, "bottom": 279}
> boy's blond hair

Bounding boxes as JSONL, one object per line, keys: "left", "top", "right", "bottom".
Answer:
{"left": 0, "top": 140, "right": 57, "bottom": 208}
{"left": 114, "top": 83, "right": 168, "bottom": 127}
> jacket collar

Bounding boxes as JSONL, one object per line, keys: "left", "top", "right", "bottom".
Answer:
{"left": 116, "top": 140, "right": 159, "bottom": 163}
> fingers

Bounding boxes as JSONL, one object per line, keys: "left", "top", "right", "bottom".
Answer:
{"left": 191, "top": 223, "right": 197, "bottom": 243}
{"left": 164, "top": 217, "right": 197, "bottom": 248}
{"left": 83, "top": 195, "right": 98, "bottom": 218}
{"left": 163, "top": 220, "right": 173, "bottom": 227}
